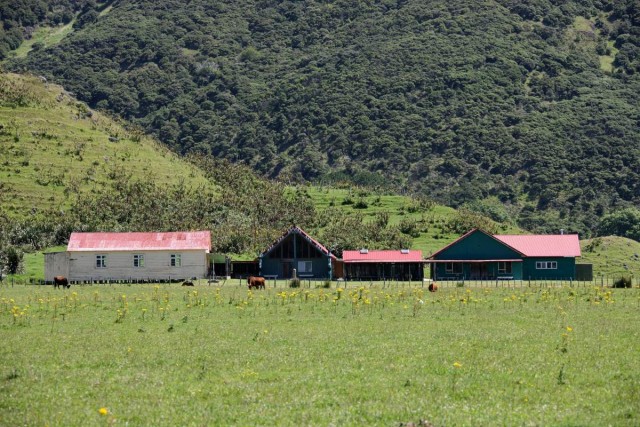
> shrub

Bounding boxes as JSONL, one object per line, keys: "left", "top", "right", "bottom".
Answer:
{"left": 353, "top": 198, "right": 368, "bottom": 209}
{"left": 321, "top": 280, "right": 331, "bottom": 288}
{"left": 612, "top": 276, "right": 632, "bottom": 288}
{"left": 289, "top": 278, "right": 301, "bottom": 288}
{"left": 2, "top": 246, "right": 24, "bottom": 274}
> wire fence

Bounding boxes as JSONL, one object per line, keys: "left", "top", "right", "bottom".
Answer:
{"left": 2, "top": 274, "right": 639, "bottom": 289}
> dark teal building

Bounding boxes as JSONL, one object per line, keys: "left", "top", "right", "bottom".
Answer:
{"left": 259, "top": 227, "right": 337, "bottom": 279}
{"left": 428, "top": 229, "right": 581, "bottom": 281}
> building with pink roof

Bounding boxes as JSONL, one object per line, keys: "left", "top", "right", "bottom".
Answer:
{"left": 45, "top": 231, "right": 211, "bottom": 283}
{"left": 427, "top": 229, "right": 585, "bottom": 281}
{"left": 342, "top": 249, "right": 425, "bottom": 280}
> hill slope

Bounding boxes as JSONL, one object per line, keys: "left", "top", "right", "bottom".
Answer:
{"left": 8, "top": 0, "right": 640, "bottom": 236}
{"left": 580, "top": 235, "right": 640, "bottom": 278}
{"left": 0, "top": 73, "right": 214, "bottom": 217}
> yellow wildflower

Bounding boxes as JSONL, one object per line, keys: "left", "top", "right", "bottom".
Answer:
{"left": 98, "top": 407, "right": 108, "bottom": 415}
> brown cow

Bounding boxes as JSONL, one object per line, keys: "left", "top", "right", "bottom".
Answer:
{"left": 428, "top": 282, "right": 438, "bottom": 292}
{"left": 247, "top": 276, "right": 266, "bottom": 290}
{"left": 54, "top": 276, "right": 70, "bottom": 289}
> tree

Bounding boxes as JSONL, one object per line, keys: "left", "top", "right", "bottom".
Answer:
{"left": 2, "top": 246, "right": 23, "bottom": 275}
{"left": 598, "top": 208, "right": 640, "bottom": 241}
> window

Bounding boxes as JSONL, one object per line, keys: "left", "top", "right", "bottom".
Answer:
{"left": 96, "top": 255, "right": 107, "bottom": 268}
{"left": 170, "top": 254, "right": 181, "bottom": 267}
{"left": 536, "top": 261, "right": 557, "bottom": 270}
{"left": 445, "top": 262, "right": 462, "bottom": 274}
{"left": 298, "top": 261, "right": 312, "bottom": 273}
{"left": 133, "top": 254, "right": 144, "bottom": 268}
{"left": 498, "top": 262, "right": 512, "bottom": 274}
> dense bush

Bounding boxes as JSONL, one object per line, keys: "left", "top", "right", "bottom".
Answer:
{"left": 612, "top": 276, "right": 633, "bottom": 288}
{"left": 7, "top": 0, "right": 640, "bottom": 237}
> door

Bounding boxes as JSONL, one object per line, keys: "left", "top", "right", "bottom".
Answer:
{"left": 470, "top": 263, "right": 488, "bottom": 279}
{"left": 281, "top": 261, "right": 294, "bottom": 278}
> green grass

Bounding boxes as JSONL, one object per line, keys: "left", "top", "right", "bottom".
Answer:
{"left": 0, "top": 283, "right": 638, "bottom": 426}
{"left": 8, "top": 22, "right": 75, "bottom": 59}
{"left": 599, "top": 41, "right": 619, "bottom": 73}
{"left": 0, "top": 73, "right": 215, "bottom": 217}
{"left": 580, "top": 236, "right": 640, "bottom": 278}
{"left": 572, "top": 16, "right": 595, "bottom": 33}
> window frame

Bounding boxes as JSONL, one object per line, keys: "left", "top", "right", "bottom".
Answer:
{"left": 170, "top": 254, "right": 182, "bottom": 267}
{"left": 298, "top": 260, "right": 313, "bottom": 273}
{"left": 133, "top": 254, "right": 145, "bottom": 268}
{"left": 536, "top": 261, "right": 558, "bottom": 270}
{"left": 96, "top": 255, "right": 107, "bottom": 269}
{"left": 498, "top": 261, "right": 512, "bottom": 274}
{"left": 445, "top": 262, "right": 462, "bottom": 274}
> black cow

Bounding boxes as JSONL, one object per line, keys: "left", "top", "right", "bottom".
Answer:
{"left": 54, "top": 276, "right": 70, "bottom": 289}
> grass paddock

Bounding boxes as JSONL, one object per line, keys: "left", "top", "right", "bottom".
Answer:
{"left": 1, "top": 282, "right": 639, "bottom": 426}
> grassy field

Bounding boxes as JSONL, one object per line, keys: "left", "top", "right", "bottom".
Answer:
{"left": 0, "top": 73, "right": 215, "bottom": 217}
{"left": 0, "top": 282, "right": 638, "bottom": 426}
{"left": 580, "top": 236, "right": 640, "bottom": 278}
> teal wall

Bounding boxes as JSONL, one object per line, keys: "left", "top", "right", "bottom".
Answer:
{"left": 433, "top": 261, "right": 523, "bottom": 280}
{"left": 261, "top": 256, "right": 331, "bottom": 279}
{"left": 522, "top": 258, "right": 576, "bottom": 280}
{"left": 435, "top": 230, "right": 522, "bottom": 260}
{"left": 259, "top": 230, "right": 332, "bottom": 279}
{"left": 431, "top": 230, "right": 577, "bottom": 280}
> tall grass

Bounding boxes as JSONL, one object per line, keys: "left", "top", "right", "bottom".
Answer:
{"left": 0, "top": 283, "right": 638, "bottom": 426}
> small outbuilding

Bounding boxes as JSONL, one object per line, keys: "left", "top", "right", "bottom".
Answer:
{"left": 342, "top": 249, "right": 425, "bottom": 281}
{"left": 427, "top": 229, "right": 581, "bottom": 281}
{"left": 48, "top": 231, "right": 212, "bottom": 283}
{"left": 259, "top": 226, "right": 337, "bottom": 279}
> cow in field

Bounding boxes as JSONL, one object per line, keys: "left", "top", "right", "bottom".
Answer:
{"left": 247, "top": 276, "right": 266, "bottom": 290}
{"left": 54, "top": 276, "right": 70, "bottom": 289}
{"left": 182, "top": 280, "right": 194, "bottom": 286}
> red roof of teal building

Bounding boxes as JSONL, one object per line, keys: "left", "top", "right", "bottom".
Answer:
{"left": 494, "top": 234, "right": 581, "bottom": 257}
{"left": 429, "top": 229, "right": 580, "bottom": 259}
{"left": 67, "top": 231, "right": 211, "bottom": 252}
{"left": 342, "top": 249, "right": 423, "bottom": 263}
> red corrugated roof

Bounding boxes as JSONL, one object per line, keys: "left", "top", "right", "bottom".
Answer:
{"left": 342, "top": 250, "right": 423, "bottom": 263}
{"left": 67, "top": 231, "right": 211, "bottom": 252}
{"left": 426, "top": 259, "right": 523, "bottom": 263}
{"left": 494, "top": 234, "right": 581, "bottom": 257}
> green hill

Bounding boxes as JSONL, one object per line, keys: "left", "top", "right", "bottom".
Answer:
{"left": 580, "top": 235, "right": 640, "bottom": 278}
{"left": 7, "top": 0, "right": 640, "bottom": 236}
{"left": 0, "top": 72, "right": 214, "bottom": 217}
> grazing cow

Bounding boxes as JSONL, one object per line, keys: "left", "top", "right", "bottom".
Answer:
{"left": 428, "top": 282, "right": 438, "bottom": 292}
{"left": 247, "top": 276, "right": 266, "bottom": 290}
{"left": 53, "top": 276, "right": 70, "bottom": 289}
{"left": 182, "top": 280, "right": 194, "bottom": 286}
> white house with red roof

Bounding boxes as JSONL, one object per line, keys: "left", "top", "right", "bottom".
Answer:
{"left": 45, "top": 231, "right": 211, "bottom": 283}
{"left": 427, "top": 229, "right": 582, "bottom": 281}
{"left": 342, "top": 249, "right": 425, "bottom": 281}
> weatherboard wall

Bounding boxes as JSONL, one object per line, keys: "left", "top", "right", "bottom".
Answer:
{"left": 44, "top": 252, "right": 70, "bottom": 283}
{"left": 522, "top": 257, "right": 576, "bottom": 280}
{"left": 68, "top": 250, "right": 207, "bottom": 282}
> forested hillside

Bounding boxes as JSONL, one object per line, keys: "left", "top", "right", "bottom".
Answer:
{"left": 1, "top": 73, "right": 448, "bottom": 268}
{"left": 7, "top": 0, "right": 640, "bottom": 236}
